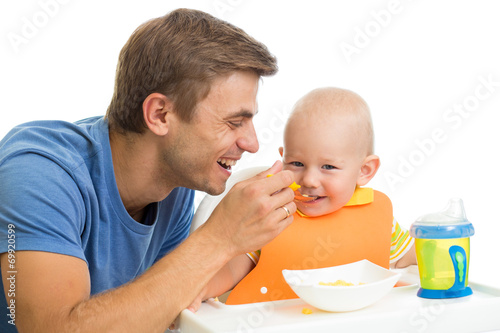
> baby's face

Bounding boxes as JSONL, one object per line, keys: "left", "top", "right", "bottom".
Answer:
{"left": 282, "top": 114, "right": 366, "bottom": 217}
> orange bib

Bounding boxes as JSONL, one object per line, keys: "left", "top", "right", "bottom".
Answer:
{"left": 226, "top": 190, "right": 393, "bottom": 305}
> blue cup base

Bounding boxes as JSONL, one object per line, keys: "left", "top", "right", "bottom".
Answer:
{"left": 417, "top": 286, "right": 472, "bottom": 299}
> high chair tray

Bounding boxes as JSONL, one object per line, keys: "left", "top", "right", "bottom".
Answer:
{"left": 177, "top": 266, "right": 500, "bottom": 333}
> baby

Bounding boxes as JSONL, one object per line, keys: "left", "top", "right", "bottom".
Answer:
{"left": 189, "top": 87, "right": 416, "bottom": 309}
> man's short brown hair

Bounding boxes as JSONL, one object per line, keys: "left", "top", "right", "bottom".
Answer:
{"left": 106, "top": 8, "right": 278, "bottom": 134}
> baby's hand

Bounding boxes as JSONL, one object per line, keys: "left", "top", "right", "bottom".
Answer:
{"left": 187, "top": 292, "right": 204, "bottom": 313}
{"left": 168, "top": 288, "right": 206, "bottom": 331}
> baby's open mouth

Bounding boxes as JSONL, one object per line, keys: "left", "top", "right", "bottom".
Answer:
{"left": 294, "top": 193, "right": 321, "bottom": 202}
{"left": 217, "top": 158, "right": 237, "bottom": 170}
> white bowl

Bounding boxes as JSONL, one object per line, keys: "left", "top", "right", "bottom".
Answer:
{"left": 282, "top": 260, "right": 401, "bottom": 312}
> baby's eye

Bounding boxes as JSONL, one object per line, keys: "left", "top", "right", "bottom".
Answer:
{"left": 322, "top": 164, "right": 337, "bottom": 170}
{"left": 291, "top": 161, "right": 304, "bottom": 167}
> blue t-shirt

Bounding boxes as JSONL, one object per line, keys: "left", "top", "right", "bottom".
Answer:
{"left": 0, "top": 117, "right": 194, "bottom": 332}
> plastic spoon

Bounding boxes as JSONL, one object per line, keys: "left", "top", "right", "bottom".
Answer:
{"left": 294, "top": 193, "right": 319, "bottom": 202}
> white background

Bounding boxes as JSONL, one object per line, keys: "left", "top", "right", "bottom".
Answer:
{"left": 1, "top": 0, "right": 499, "bottom": 288}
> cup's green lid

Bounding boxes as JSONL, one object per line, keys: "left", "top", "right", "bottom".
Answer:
{"left": 409, "top": 198, "right": 475, "bottom": 239}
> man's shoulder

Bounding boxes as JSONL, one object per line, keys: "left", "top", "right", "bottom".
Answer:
{"left": 0, "top": 116, "right": 106, "bottom": 170}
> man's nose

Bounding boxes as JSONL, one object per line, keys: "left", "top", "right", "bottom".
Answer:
{"left": 238, "top": 123, "right": 259, "bottom": 153}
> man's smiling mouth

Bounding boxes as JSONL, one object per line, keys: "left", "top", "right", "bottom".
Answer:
{"left": 217, "top": 158, "right": 237, "bottom": 170}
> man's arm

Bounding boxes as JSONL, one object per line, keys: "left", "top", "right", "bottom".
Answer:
{"left": 1, "top": 228, "right": 232, "bottom": 332}
{"left": 1, "top": 163, "right": 296, "bottom": 332}
{"left": 187, "top": 253, "right": 255, "bottom": 313}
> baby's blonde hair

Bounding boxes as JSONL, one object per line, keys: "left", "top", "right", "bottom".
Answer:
{"left": 287, "top": 87, "right": 374, "bottom": 156}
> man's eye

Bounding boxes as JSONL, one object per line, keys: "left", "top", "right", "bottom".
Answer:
{"left": 323, "top": 165, "right": 337, "bottom": 170}
{"left": 229, "top": 121, "right": 243, "bottom": 128}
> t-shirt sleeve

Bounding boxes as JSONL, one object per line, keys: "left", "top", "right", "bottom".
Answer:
{"left": 0, "top": 153, "right": 87, "bottom": 262}
{"left": 389, "top": 218, "right": 414, "bottom": 264}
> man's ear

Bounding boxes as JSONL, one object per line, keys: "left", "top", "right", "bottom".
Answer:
{"left": 357, "top": 155, "right": 380, "bottom": 186}
{"left": 143, "top": 93, "right": 174, "bottom": 136}
{"left": 278, "top": 147, "right": 284, "bottom": 157}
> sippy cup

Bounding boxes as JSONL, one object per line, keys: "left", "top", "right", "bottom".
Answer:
{"left": 409, "top": 198, "right": 475, "bottom": 299}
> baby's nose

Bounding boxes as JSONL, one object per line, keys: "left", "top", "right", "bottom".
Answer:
{"left": 300, "top": 170, "right": 320, "bottom": 189}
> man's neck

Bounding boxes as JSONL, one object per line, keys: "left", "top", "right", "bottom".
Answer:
{"left": 108, "top": 129, "right": 174, "bottom": 221}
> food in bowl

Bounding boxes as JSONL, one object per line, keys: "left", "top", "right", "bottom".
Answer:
{"left": 319, "top": 280, "right": 365, "bottom": 286}
{"left": 282, "top": 260, "right": 401, "bottom": 312}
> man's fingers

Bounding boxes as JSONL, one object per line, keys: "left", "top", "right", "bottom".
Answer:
{"left": 236, "top": 168, "right": 294, "bottom": 198}
{"left": 255, "top": 160, "right": 282, "bottom": 178}
{"left": 264, "top": 172, "right": 295, "bottom": 196}
{"left": 276, "top": 202, "right": 296, "bottom": 221}
{"left": 273, "top": 202, "right": 295, "bottom": 236}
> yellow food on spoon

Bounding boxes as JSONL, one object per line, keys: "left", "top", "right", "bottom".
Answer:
{"left": 267, "top": 174, "right": 301, "bottom": 191}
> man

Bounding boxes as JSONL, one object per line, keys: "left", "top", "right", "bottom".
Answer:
{"left": 0, "top": 9, "right": 296, "bottom": 332}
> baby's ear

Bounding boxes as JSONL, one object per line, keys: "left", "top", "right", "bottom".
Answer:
{"left": 357, "top": 155, "right": 380, "bottom": 186}
{"left": 278, "top": 147, "right": 284, "bottom": 157}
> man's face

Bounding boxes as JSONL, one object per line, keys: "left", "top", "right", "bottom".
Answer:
{"left": 161, "top": 71, "right": 260, "bottom": 195}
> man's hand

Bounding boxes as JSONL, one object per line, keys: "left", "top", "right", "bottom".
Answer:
{"left": 201, "top": 161, "right": 297, "bottom": 258}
